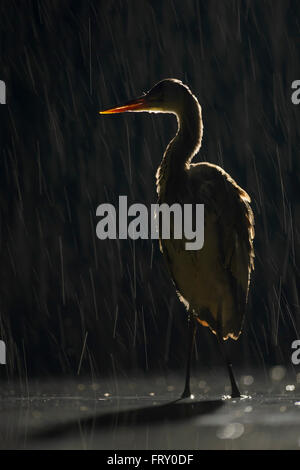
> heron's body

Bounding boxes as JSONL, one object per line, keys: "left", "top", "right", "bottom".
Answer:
{"left": 100, "top": 78, "right": 255, "bottom": 398}
{"left": 159, "top": 161, "right": 254, "bottom": 340}
{"left": 155, "top": 80, "right": 254, "bottom": 340}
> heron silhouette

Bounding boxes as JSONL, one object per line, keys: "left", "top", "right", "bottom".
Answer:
{"left": 99, "top": 79, "right": 255, "bottom": 399}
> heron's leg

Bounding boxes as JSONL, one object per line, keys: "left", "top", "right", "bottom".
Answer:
{"left": 216, "top": 308, "right": 240, "bottom": 398}
{"left": 217, "top": 335, "right": 240, "bottom": 398}
{"left": 181, "top": 314, "right": 197, "bottom": 399}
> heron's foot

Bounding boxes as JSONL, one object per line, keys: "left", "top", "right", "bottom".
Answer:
{"left": 181, "top": 386, "right": 192, "bottom": 399}
{"left": 230, "top": 380, "right": 241, "bottom": 399}
{"left": 228, "top": 367, "right": 241, "bottom": 398}
{"left": 231, "top": 389, "right": 241, "bottom": 399}
{"left": 225, "top": 359, "right": 241, "bottom": 399}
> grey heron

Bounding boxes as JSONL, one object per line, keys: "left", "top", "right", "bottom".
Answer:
{"left": 99, "top": 78, "right": 255, "bottom": 399}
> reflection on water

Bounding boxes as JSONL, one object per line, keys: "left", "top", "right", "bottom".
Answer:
{"left": 0, "top": 370, "right": 300, "bottom": 450}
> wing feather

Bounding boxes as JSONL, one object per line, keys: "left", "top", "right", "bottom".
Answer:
{"left": 190, "top": 162, "right": 255, "bottom": 338}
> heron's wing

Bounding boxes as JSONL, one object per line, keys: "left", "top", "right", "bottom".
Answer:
{"left": 190, "top": 162, "right": 255, "bottom": 337}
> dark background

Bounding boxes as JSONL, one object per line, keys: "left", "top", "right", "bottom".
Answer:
{"left": 0, "top": 0, "right": 300, "bottom": 381}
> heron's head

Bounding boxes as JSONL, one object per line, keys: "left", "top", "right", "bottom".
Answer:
{"left": 99, "top": 79, "right": 192, "bottom": 116}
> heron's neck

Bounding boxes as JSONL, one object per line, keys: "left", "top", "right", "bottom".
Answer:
{"left": 156, "top": 93, "right": 203, "bottom": 199}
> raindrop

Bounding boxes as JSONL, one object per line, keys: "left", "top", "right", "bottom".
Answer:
{"left": 270, "top": 365, "right": 286, "bottom": 381}
{"left": 91, "top": 383, "right": 100, "bottom": 391}
{"left": 242, "top": 375, "right": 254, "bottom": 386}
{"left": 217, "top": 423, "right": 245, "bottom": 440}
{"left": 285, "top": 384, "right": 295, "bottom": 392}
{"left": 198, "top": 380, "right": 206, "bottom": 389}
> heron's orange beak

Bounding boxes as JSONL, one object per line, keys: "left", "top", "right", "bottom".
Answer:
{"left": 99, "top": 96, "right": 147, "bottom": 114}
